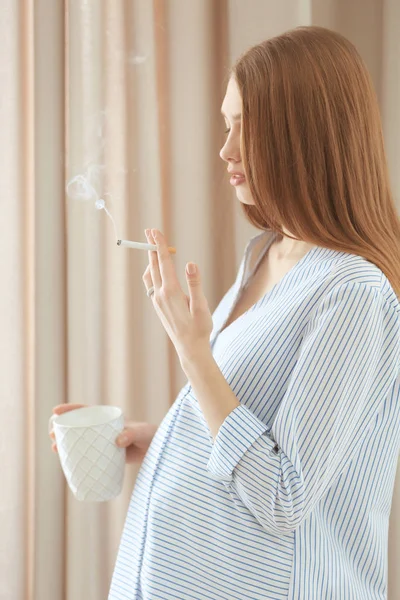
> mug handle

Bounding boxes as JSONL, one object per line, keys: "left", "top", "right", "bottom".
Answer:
{"left": 48, "top": 414, "right": 57, "bottom": 435}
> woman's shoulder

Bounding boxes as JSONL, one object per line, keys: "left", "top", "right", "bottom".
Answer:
{"left": 324, "top": 253, "right": 400, "bottom": 316}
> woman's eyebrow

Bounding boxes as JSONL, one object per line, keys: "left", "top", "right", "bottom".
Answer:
{"left": 220, "top": 110, "right": 242, "bottom": 121}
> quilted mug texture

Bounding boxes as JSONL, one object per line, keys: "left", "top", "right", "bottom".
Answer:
{"left": 52, "top": 409, "right": 126, "bottom": 502}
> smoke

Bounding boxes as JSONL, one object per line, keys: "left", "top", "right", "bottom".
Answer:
{"left": 65, "top": 45, "right": 149, "bottom": 241}
{"left": 66, "top": 163, "right": 120, "bottom": 241}
{"left": 128, "top": 54, "right": 147, "bottom": 65}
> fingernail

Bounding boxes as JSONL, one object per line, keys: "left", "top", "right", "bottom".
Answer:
{"left": 187, "top": 263, "right": 196, "bottom": 275}
{"left": 117, "top": 434, "right": 127, "bottom": 446}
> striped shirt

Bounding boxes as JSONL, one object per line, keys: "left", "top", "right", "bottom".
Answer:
{"left": 109, "top": 230, "right": 400, "bottom": 600}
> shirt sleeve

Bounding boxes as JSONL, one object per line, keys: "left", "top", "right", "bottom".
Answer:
{"left": 206, "top": 281, "right": 400, "bottom": 535}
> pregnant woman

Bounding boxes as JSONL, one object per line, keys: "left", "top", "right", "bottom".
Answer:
{"left": 51, "top": 25, "right": 400, "bottom": 600}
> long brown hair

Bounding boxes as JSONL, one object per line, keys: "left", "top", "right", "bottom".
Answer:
{"left": 232, "top": 25, "right": 400, "bottom": 299}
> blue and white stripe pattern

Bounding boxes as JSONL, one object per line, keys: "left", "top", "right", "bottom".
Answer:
{"left": 109, "top": 230, "right": 400, "bottom": 599}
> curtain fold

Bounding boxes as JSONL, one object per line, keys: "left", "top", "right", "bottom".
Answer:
{"left": 33, "top": 0, "right": 67, "bottom": 596}
{"left": 1, "top": 1, "right": 399, "bottom": 599}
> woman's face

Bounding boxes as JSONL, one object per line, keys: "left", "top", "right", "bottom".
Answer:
{"left": 220, "top": 77, "right": 254, "bottom": 205}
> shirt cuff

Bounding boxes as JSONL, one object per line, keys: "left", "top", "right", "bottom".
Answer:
{"left": 206, "top": 404, "right": 277, "bottom": 482}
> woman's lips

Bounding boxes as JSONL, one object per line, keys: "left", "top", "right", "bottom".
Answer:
{"left": 230, "top": 174, "right": 246, "bottom": 186}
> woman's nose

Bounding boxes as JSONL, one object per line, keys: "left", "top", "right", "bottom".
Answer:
{"left": 219, "top": 135, "right": 240, "bottom": 163}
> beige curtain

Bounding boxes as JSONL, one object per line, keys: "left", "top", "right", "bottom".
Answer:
{"left": 1, "top": 1, "right": 399, "bottom": 599}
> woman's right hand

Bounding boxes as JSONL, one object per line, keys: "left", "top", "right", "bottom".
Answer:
{"left": 49, "top": 404, "right": 158, "bottom": 465}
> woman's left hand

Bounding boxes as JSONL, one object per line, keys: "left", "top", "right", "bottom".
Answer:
{"left": 143, "top": 228, "right": 214, "bottom": 363}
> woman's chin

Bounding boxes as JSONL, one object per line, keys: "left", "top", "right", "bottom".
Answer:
{"left": 235, "top": 187, "right": 254, "bottom": 205}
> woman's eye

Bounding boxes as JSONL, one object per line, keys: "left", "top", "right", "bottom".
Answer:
{"left": 224, "top": 128, "right": 231, "bottom": 134}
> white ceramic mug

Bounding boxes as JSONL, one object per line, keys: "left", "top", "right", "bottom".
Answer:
{"left": 48, "top": 405, "right": 126, "bottom": 502}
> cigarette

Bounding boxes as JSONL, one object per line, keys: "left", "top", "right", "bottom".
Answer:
{"left": 117, "top": 239, "right": 176, "bottom": 254}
